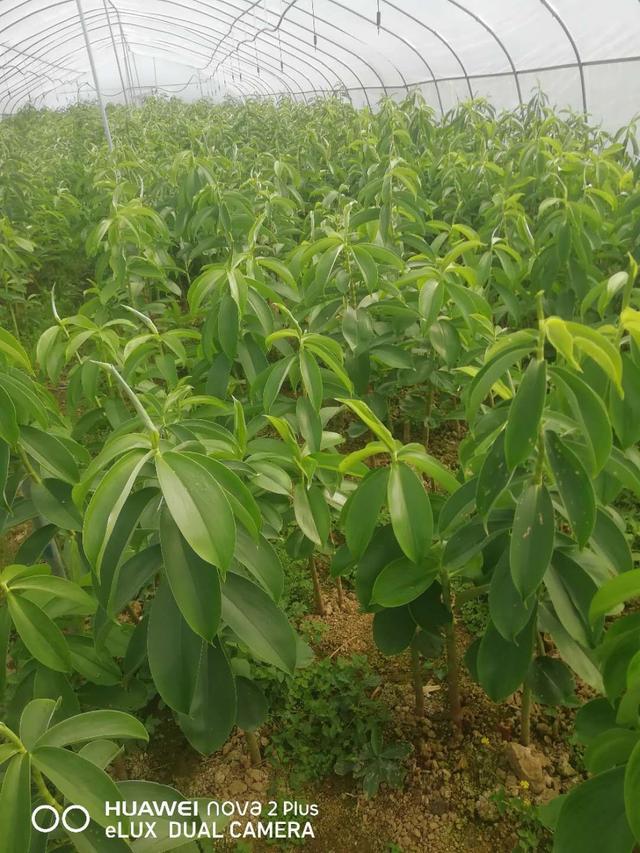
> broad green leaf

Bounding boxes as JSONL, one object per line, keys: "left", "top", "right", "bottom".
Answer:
{"left": 20, "top": 426, "right": 79, "bottom": 484}
{"left": 590, "top": 508, "right": 633, "bottom": 575}
{"left": 408, "top": 581, "right": 451, "bottom": 630}
{"left": 234, "top": 527, "right": 284, "bottom": 601}
{"left": 538, "top": 602, "right": 603, "bottom": 691}
{"left": 7, "top": 591, "right": 71, "bottom": 672}
{"left": 625, "top": 739, "right": 640, "bottom": 842}
{"left": 0, "top": 753, "right": 31, "bottom": 853}
{"left": 293, "top": 482, "right": 329, "bottom": 546}
{"left": 263, "top": 354, "right": 295, "bottom": 413}
{"left": 476, "top": 431, "right": 511, "bottom": 517}
{"left": 585, "top": 729, "right": 639, "bottom": 775}
{"left": 387, "top": 462, "right": 433, "bottom": 563}
{"left": 31, "top": 478, "right": 82, "bottom": 530}
{"left": 156, "top": 450, "right": 235, "bottom": 572}
{"left": 0, "top": 385, "right": 19, "bottom": 445}
{"left": 13, "top": 525, "right": 57, "bottom": 566}
{"left": 551, "top": 367, "right": 612, "bottom": 475}
{"left": 510, "top": 483, "right": 554, "bottom": 600}
{"left": 489, "top": 553, "right": 536, "bottom": 641}
{"left": 545, "top": 430, "right": 595, "bottom": 547}
{"left": 466, "top": 344, "right": 533, "bottom": 423}
{"left": 554, "top": 767, "right": 633, "bottom": 853}
{"left": 527, "top": 656, "right": 575, "bottom": 706}
{"left": 36, "top": 710, "right": 148, "bottom": 748}
{"left": 160, "top": 506, "right": 221, "bottom": 641}
{"left": 505, "top": 358, "right": 546, "bottom": 469}
{"left": 147, "top": 577, "right": 202, "bottom": 713}
{"left": 355, "top": 524, "right": 403, "bottom": 611}
{"left": 296, "top": 396, "right": 321, "bottom": 452}
{"left": 32, "top": 747, "right": 121, "bottom": 829}
{"left": 477, "top": 614, "right": 536, "bottom": 702}
{"left": 344, "top": 467, "right": 389, "bottom": 558}
{"left": 299, "top": 348, "right": 323, "bottom": 410}
{"left": 0, "top": 440, "right": 8, "bottom": 510}
{"left": 610, "top": 353, "right": 640, "bottom": 449}
{"left": 83, "top": 448, "right": 151, "bottom": 573}
{"left": 372, "top": 606, "right": 416, "bottom": 655}
{"left": 178, "top": 639, "right": 237, "bottom": 755}
{"left": 336, "top": 398, "right": 395, "bottom": 453}
{"left": 396, "top": 446, "right": 460, "bottom": 494}
{"left": 590, "top": 570, "right": 640, "bottom": 623}
{"left": 0, "top": 327, "right": 32, "bottom": 373}
{"left": 221, "top": 572, "right": 296, "bottom": 674}
{"left": 9, "top": 575, "right": 95, "bottom": 613}
{"left": 544, "top": 551, "right": 599, "bottom": 647}
{"left": 19, "top": 698, "right": 58, "bottom": 751}
{"left": 183, "top": 453, "right": 261, "bottom": 541}
{"left": 371, "top": 555, "right": 439, "bottom": 607}
{"left": 236, "top": 677, "right": 268, "bottom": 731}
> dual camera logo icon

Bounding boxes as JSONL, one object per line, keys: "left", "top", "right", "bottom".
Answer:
{"left": 31, "top": 805, "right": 91, "bottom": 833}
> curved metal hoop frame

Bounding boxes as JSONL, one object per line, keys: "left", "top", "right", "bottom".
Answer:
{"left": 0, "top": 0, "right": 634, "bottom": 118}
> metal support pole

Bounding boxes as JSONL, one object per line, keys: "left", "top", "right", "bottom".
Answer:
{"left": 75, "top": 0, "right": 113, "bottom": 149}
{"left": 103, "top": 0, "right": 128, "bottom": 105}
{"left": 109, "top": 1, "right": 135, "bottom": 103}
{"left": 131, "top": 52, "right": 142, "bottom": 98}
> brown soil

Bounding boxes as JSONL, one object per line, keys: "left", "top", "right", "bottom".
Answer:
{"left": 123, "top": 577, "right": 582, "bottom": 853}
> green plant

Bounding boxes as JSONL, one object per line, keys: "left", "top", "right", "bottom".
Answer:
{"left": 334, "top": 726, "right": 410, "bottom": 797}
{"left": 1, "top": 92, "right": 640, "bottom": 853}
{"left": 491, "top": 787, "right": 552, "bottom": 853}
{"left": 266, "top": 656, "right": 388, "bottom": 785}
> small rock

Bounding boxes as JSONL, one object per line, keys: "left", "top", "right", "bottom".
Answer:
{"left": 504, "top": 742, "right": 547, "bottom": 794}
{"left": 228, "top": 781, "right": 247, "bottom": 796}
{"left": 475, "top": 794, "right": 499, "bottom": 823}
{"left": 429, "top": 797, "right": 449, "bottom": 815}
{"left": 556, "top": 756, "right": 575, "bottom": 778}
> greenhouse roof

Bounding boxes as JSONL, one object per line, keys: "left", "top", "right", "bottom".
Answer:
{"left": 1, "top": 0, "right": 640, "bottom": 127}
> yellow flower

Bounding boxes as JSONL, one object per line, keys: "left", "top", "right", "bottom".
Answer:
{"left": 480, "top": 736, "right": 490, "bottom": 746}
{"left": 519, "top": 780, "right": 530, "bottom": 790}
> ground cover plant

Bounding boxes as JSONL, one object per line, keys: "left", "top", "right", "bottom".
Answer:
{"left": 0, "top": 91, "right": 640, "bottom": 852}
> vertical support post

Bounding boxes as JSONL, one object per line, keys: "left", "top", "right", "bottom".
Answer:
{"left": 110, "top": 2, "right": 135, "bottom": 103}
{"left": 103, "top": 0, "right": 128, "bottom": 105}
{"left": 75, "top": 0, "right": 113, "bottom": 149}
{"left": 131, "top": 52, "right": 143, "bottom": 98}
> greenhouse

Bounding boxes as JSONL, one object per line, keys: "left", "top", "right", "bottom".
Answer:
{"left": 1, "top": 2, "right": 640, "bottom": 852}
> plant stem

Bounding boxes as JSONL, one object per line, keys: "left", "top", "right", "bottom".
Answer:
{"left": 455, "top": 583, "right": 490, "bottom": 604}
{"left": 410, "top": 643, "right": 425, "bottom": 717}
{"left": 18, "top": 446, "right": 43, "bottom": 485}
{"left": 308, "top": 555, "right": 325, "bottom": 616}
{"left": 441, "top": 571, "right": 462, "bottom": 728}
{"left": 336, "top": 576, "right": 344, "bottom": 609}
{"left": 33, "top": 767, "right": 64, "bottom": 812}
{"left": 244, "top": 730, "right": 262, "bottom": 766}
{"left": 423, "top": 384, "right": 434, "bottom": 446}
{"left": 0, "top": 722, "right": 25, "bottom": 752}
{"left": 520, "top": 683, "right": 532, "bottom": 747}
